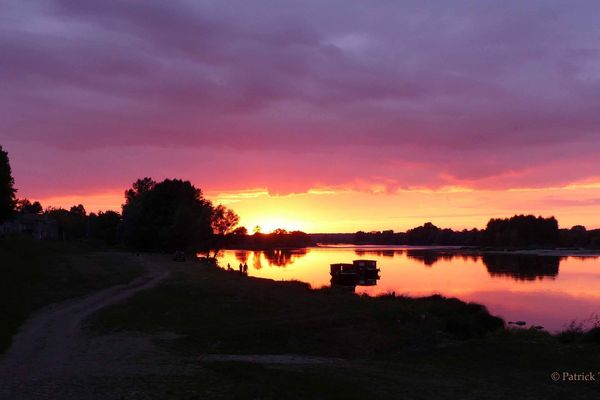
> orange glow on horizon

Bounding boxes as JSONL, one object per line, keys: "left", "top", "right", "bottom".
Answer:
{"left": 253, "top": 218, "right": 307, "bottom": 234}
{"left": 28, "top": 180, "right": 600, "bottom": 232}
{"left": 33, "top": 192, "right": 124, "bottom": 213}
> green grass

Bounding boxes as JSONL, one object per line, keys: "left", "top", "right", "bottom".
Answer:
{"left": 0, "top": 236, "right": 144, "bottom": 353}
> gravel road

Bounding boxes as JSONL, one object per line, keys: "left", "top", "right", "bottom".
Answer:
{"left": 0, "top": 256, "right": 171, "bottom": 399}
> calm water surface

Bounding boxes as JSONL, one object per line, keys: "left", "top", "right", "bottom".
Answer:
{"left": 218, "top": 246, "right": 600, "bottom": 331}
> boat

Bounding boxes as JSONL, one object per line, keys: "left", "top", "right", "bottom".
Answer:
{"left": 330, "top": 259, "right": 380, "bottom": 287}
{"left": 352, "top": 259, "right": 380, "bottom": 278}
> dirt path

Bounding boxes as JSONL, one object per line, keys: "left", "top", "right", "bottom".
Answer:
{"left": 0, "top": 256, "right": 170, "bottom": 399}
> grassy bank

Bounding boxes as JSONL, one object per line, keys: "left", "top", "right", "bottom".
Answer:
{"left": 88, "top": 258, "right": 600, "bottom": 399}
{"left": 90, "top": 260, "right": 503, "bottom": 357}
{"left": 0, "top": 236, "right": 144, "bottom": 353}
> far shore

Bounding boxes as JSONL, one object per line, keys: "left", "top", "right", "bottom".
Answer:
{"left": 225, "top": 244, "right": 600, "bottom": 257}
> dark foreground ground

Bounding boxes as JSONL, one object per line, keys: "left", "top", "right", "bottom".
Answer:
{"left": 0, "top": 238, "right": 143, "bottom": 353}
{"left": 2, "top": 239, "right": 600, "bottom": 399}
{"left": 89, "top": 260, "right": 600, "bottom": 399}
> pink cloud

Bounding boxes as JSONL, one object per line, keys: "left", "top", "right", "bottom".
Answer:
{"left": 2, "top": 0, "right": 600, "bottom": 200}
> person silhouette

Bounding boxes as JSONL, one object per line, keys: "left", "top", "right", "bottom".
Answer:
{"left": 243, "top": 262, "right": 248, "bottom": 273}
{"left": 227, "top": 263, "right": 232, "bottom": 271}
{"left": 239, "top": 263, "right": 243, "bottom": 272}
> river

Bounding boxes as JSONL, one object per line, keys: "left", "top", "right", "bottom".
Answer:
{"left": 218, "top": 245, "right": 600, "bottom": 332}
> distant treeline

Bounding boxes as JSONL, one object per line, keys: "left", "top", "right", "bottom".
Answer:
{"left": 6, "top": 201, "right": 600, "bottom": 251}
{"left": 3, "top": 146, "right": 600, "bottom": 251}
{"left": 2, "top": 144, "right": 315, "bottom": 253}
{"left": 3, "top": 189, "right": 314, "bottom": 253}
{"left": 226, "top": 228, "right": 315, "bottom": 249}
{"left": 312, "top": 215, "right": 600, "bottom": 248}
{"left": 2, "top": 164, "right": 313, "bottom": 252}
{"left": 8, "top": 199, "right": 122, "bottom": 245}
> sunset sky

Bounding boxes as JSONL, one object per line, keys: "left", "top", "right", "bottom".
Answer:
{"left": 2, "top": 1, "right": 600, "bottom": 232}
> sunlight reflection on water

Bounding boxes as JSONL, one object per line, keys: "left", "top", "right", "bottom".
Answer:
{"left": 218, "top": 246, "right": 600, "bottom": 332}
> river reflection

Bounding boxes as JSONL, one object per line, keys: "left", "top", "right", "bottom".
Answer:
{"left": 482, "top": 254, "right": 560, "bottom": 281}
{"left": 233, "top": 249, "right": 308, "bottom": 269}
{"left": 405, "top": 250, "right": 459, "bottom": 267}
{"left": 217, "top": 246, "right": 600, "bottom": 331}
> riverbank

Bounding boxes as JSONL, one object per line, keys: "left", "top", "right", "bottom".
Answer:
{"left": 90, "top": 259, "right": 504, "bottom": 357}
{"left": 3, "top": 242, "right": 600, "bottom": 398}
{"left": 86, "top": 257, "right": 600, "bottom": 398}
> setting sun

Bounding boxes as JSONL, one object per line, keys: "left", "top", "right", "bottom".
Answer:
{"left": 249, "top": 217, "right": 307, "bottom": 234}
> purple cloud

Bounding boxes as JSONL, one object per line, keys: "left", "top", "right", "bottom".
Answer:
{"left": 2, "top": 0, "right": 600, "bottom": 197}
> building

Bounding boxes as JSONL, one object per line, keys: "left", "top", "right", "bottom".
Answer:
{"left": 0, "top": 214, "right": 59, "bottom": 240}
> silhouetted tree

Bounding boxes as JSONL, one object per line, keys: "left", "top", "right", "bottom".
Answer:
{"left": 0, "top": 145, "right": 16, "bottom": 222}
{"left": 484, "top": 215, "right": 559, "bottom": 247}
{"left": 15, "top": 199, "right": 43, "bottom": 215}
{"left": 211, "top": 205, "right": 240, "bottom": 236}
{"left": 350, "top": 223, "right": 483, "bottom": 246}
{"left": 559, "top": 225, "right": 588, "bottom": 247}
{"left": 224, "top": 226, "right": 249, "bottom": 247}
{"left": 125, "top": 177, "right": 155, "bottom": 203}
{"left": 205, "top": 205, "right": 240, "bottom": 257}
{"left": 121, "top": 178, "right": 213, "bottom": 251}
{"left": 87, "top": 211, "right": 121, "bottom": 245}
{"left": 324, "top": 216, "right": 583, "bottom": 248}
{"left": 46, "top": 205, "right": 88, "bottom": 239}
{"left": 406, "top": 222, "right": 440, "bottom": 245}
{"left": 243, "top": 229, "right": 315, "bottom": 249}
{"left": 591, "top": 235, "right": 600, "bottom": 249}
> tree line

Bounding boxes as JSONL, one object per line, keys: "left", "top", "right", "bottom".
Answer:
{"left": 330, "top": 215, "right": 600, "bottom": 248}
{"left": 1, "top": 145, "right": 312, "bottom": 253}
{"left": 3, "top": 145, "right": 600, "bottom": 250}
{"left": 3, "top": 176, "right": 243, "bottom": 254}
